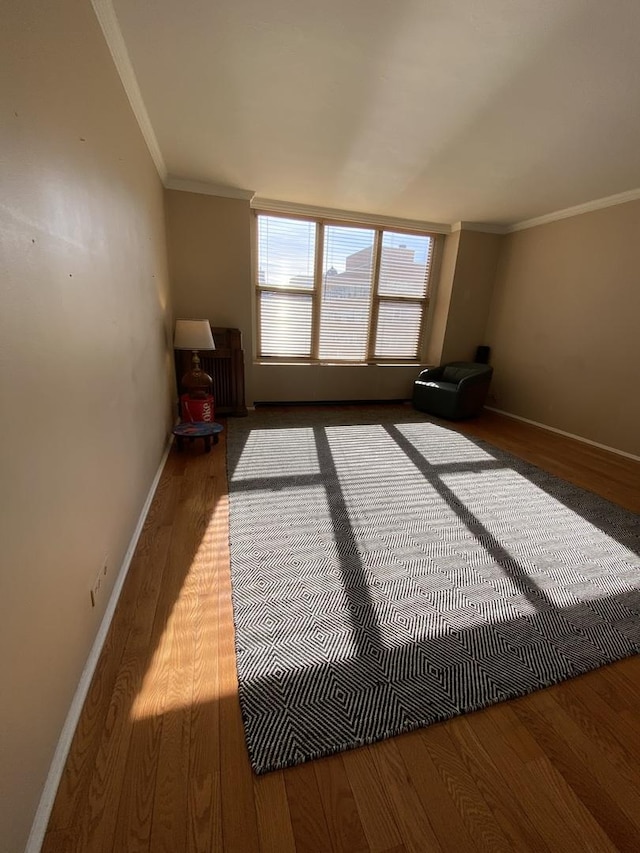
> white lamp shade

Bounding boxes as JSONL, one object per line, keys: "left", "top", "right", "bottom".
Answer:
{"left": 174, "top": 319, "right": 215, "bottom": 351}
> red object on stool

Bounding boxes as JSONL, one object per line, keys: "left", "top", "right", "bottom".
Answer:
{"left": 180, "top": 394, "right": 215, "bottom": 423}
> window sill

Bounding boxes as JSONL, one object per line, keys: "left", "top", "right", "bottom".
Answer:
{"left": 253, "top": 361, "right": 424, "bottom": 367}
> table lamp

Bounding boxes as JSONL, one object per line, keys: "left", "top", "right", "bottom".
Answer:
{"left": 174, "top": 319, "right": 215, "bottom": 399}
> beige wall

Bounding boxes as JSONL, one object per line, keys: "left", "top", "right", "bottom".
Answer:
{"left": 426, "top": 229, "right": 502, "bottom": 365}
{"left": 252, "top": 363, "right": 423, "bottom": 403}
{"left": 440, "top": 231, "right": 502, "bottom": 363}
{"left": 165, "top": 190, "right": 255, "bottom": 401}
{"left": 0, "top": 2, "right": 174, "bottom": 850}
{"left": 167, "top": 195, "right": 487, "bottom": 403}
{"left": 426, "top": 231, "right": 460, "bottom": 363}
{"left": 486, "top": 200, "right": 640, "bottom": 456}
{"left": 165, "top": 190, "right": 640, "bottom": 456}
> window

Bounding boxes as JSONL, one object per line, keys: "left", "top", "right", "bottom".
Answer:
{"left": 256, "top": 213, "right": 437, "bottom": 362}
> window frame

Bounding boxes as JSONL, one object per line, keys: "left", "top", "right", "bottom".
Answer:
{"left": 254, "top": 210, "right": 441, "bottom": 364}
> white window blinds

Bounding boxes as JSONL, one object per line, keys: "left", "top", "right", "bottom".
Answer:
{"left": 375, "top": 301, "right": 423, "bottom": 358}
{"left": 260, "top": 291, "right": 313, "bottom": 357}
{"left": 374, "top": 231, "right": 433, "bottom": 360}
{"left": 256, "top": 214, "right": 437, "bottom": 362}
{"left": 378, "top": 232, "right": 432, "bottom": 299}
{"left": 257, "top": 216, "right": 315, "bottom": 357}
{"left": 257, "top": 216, "right": 315, "bottom": 289}
{"left": 318, "top": 225, "right": 375, "bottom": 361}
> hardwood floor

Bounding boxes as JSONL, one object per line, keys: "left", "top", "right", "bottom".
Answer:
{"left": 43, "top": 408, "right": 640, "bottom": 852}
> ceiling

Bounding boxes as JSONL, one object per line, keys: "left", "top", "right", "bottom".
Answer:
{"left": 107, "top": 0, "right": 640, "bottom": 228}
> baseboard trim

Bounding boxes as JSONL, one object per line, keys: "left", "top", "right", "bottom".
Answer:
{"left": 485, "top": 407, "right": 640, "bottom": 462}
{"left": 254, "top": 399, "right": 411, "bottom": 407}
{"left": 25, "top": 436, "right": 173, "bottom": 853}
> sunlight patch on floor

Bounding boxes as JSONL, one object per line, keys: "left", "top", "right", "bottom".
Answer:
{"left": 396, "top": 421, "right": 499, "bottom": 465}
{"left": 230, "top": 427, "right": 320, "bottom": 480}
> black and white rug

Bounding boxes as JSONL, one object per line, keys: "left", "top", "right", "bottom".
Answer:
{"left": 226, "top": 406, "right": 640, "bottom": 773}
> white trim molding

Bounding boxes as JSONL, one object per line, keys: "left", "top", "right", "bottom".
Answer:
{"left": 25, "top": 437, "right": 173, "bottom": 853}
{"left": 84, "top": 3, "right": 640, "bottom": 237}
{"left": 486, "top": 407, "right": 640, "bottom": 463}
{"left": 90, "top": 0, "right": 167, "bottom": 180}
{"left": 507, "top": 187, "right": 640, "bottom": 233}
{"left": 252, "top": 197, "right": 451, "bottom": 234}
{"left": 451, "top": 221, "right": 508, "bottom": 235}
{"left": 164, "top": 177, "right": 255, "bottom": 201}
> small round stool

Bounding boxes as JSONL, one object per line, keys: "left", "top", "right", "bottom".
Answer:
{"left": 172, "top": 421, "right": 223, "bottom": 454}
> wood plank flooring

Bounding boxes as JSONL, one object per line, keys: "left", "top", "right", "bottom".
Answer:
{"left": 43, "top": 408, "right": 640, "bottom": 852}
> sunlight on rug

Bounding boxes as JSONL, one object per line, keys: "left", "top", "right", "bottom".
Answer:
{"left": 226, "top": 406, "right": 640, "bottom": 773}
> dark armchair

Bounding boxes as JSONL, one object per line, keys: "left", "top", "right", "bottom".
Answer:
{"left": 412, "top": 361, "right": 493, "bottom": 420}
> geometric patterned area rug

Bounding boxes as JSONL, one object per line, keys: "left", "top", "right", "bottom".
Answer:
{"left": 226, "top": 405, "right": 640, "bottom": 774}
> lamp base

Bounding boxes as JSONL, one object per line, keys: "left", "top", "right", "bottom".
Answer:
{"left": 181, "top": 368, "right": 213, "bottom": 399}
{"left": 181, "top": 349, "right": 213, "bottom": 399}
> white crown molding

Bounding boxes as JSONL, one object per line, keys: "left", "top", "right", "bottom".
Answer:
{"left": 251, "top": 197, "right": 451, "bottom": 234}
{"left": 164, "top": 177, "right": 255, "bottom": 201}
{"left": 91, "top": 0, "right": 167, "bottom": 181}
{"left": 507, "top": 187, "right": 640, "bottom": 233}
{"left": 451, "top": 221, "right": 508, "bottom": 235}
{"left": 76, "top": 5, "right": 640, "bottom": 235}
